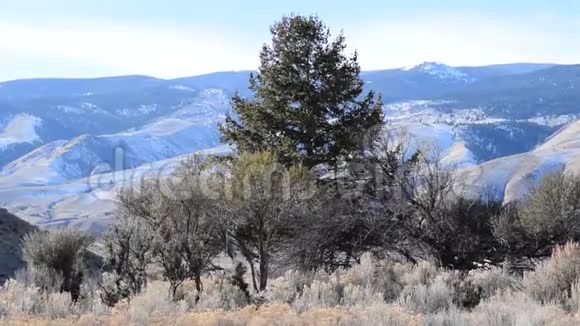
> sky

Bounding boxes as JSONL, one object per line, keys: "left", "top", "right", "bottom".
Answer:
{"left": 1, "top": 0, "right": 579, "bottom": 81}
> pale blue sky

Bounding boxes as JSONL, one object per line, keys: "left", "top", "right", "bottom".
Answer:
{"left": 1, "top": 0, "right": 579, "bottom": 81}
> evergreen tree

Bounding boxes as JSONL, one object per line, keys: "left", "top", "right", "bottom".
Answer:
{"left": 219, "top": 15, "right": 384, "bottom": 168}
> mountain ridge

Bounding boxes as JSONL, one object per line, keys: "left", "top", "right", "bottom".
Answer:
{"left": 0, "top": 62, "right": 579, "bottom": 231}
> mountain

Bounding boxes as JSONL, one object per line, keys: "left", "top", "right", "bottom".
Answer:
{"left": 0, "top": 73, "right": 251, "bottom": 166}
{"left": 402, "top": 62, "right": 474, "bottom": 82}
{"left": 0, "top": 119, "right": 573, "bottom": 233}
{"left": 0, "top": 145, "right": 230, "bottom": 233}
{"left": 362, "top": 63, "right": 472, "bottom": 101}
{"left": 382, "top": 100, "right": 558, "bottom": 162}
{"left": 443, "top": 64, "right": 580, "bottom": 118}
{"left": 0, "top": 89, "right": 229, "bottom": 187}
{"left": 457, "top": 120, "right": 580, "bottom": 202}
{"left": 0, "top": 208, "right": 37, "bottom": 283}
{"left": 0, "top": 75, "right": 164, "bottom": 100}
{"left": 455, "top": 63, "right": 557, "bottom": 79}
{"left": 0, "top": 62, "right": 579, "bottom": 231}
{"left": 361, "top": 62, "right": 554, "bottom": 102}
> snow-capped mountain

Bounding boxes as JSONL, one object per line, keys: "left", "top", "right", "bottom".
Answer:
{"left": 0, "top": 63, "right": 579, "bottom": 231}
{"left": 401, "top": 62, "right": 474, "bottom": 82}
{"left": 0, "top": 78, "right": 242, "bottom": 167}
{"left": 0, "top": 89, "right": 229, "bottom": 187}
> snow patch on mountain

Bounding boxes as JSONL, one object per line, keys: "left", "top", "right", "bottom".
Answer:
{"left": 169, "top": 85, "right": 195, "bottom": 92}
{"left": 536, "top": 120, "right": 580, "bottom": 151}
{"left": 384, "top": 101, "right": 507, "bottom": 125}
{"left": 401, "top": 62, "right": 474, "bottom": 82}
{"left": 441, "top": 141, "right": 477, "bottom": 168}
{"left": 0, "top": 145, "right": 231, "bottom": 232}
{"left": 0, "top": 114, "right": 42, "bottom": 150}
{"left": 0, "top": 88, "right": 230, "bottom": 187}
{"left": 55, "top": 103, "right": 111, "bottom": 115}
{"left": 527, "top": 115, "right": 579, "bottom": 127}
{"left": 456, "top": 120, "right": 580, "bottom": 202}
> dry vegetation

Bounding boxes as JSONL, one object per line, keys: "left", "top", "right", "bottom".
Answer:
{"left": 2, "top": 151, "right": 579, "bottom": 326}
{"left": 2, "top": 245, "right": 580, "bottom": 325}
{"left": 2, "top": 152, "right": 579, "bottom": 326}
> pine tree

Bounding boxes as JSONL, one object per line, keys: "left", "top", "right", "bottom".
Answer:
{"left": 219, "top": 15, "right": 384, "bottom": 168}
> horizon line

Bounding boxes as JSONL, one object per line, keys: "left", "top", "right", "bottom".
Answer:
{"left": 0, "top": 61, "right": 572, "bottom": 83}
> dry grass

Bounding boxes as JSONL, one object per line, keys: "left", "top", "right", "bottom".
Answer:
{"left": 524, "top": 242, "right": 580, "bottom": 308}
{"left": 3, "top": 246, "right": 580, "bottom": 325}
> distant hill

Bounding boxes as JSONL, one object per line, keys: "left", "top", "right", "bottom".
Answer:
{"left": 457, "top": 120, "right": 580, "bottom": 202}
{"left": 0, "top": 75, "right": 164, "bottom": 100}
{"left": 0, "top": 62, "right": 579, "bottom": 231}
{"left": 446, "top": 64, "right": 580, "bottom": 118}
{"left": 0, "top": 208, "right": 37, "bottom": 283}
{"left": 361, "top": 62, "right": 556, "bottom": 102}
{"left": 455, "top": 63, "right": 557, "bottom": 79}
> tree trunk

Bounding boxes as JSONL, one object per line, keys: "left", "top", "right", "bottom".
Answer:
{"left": 259, "top": 247, "right": 269, "bottom": 291}
{"left": 245, "top": 254, "right": 259, "bottom": 293}
{"left": 194, "top": 274, "right": 203, "bottom": 303}
{"left": 169, "top": 282, "right": 179, "bottom": 301}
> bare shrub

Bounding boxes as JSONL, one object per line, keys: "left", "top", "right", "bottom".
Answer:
{"left": 399, "top": 275, "right": 454, "bottom": 314}
{"left": 192, "top": 276, "right": 249, "bottom": 311}
{"left": 100, "top": 207, "right": 154, "bottom": 306}
{"left": 287, "top": 190, "right": 398, "bottom": 273}
{"left": 569, "top": 279, "right": 580, "bottom": 315}
{"left": 0, "top": 279, "right": 43, "bottom": 316}
{"left": 264, "top": 270, "right": 317, "bottom": 304}
{"left": 220, "top": 151, "right": 313, "bottom": 292}
{"left": 292, "top": 279, "right": 342, "bottom": 313}
{"left": 424, "top": 307, "right": 468, "bottom": 326}
{"left": 468, "top": 266, "right": 522, "bottom": 300}
{"left": 127, "top": 282, "right": 187, "bottom": 325}
{"left": 402, "top": 260, "right": 440, "bottom": 286}
{"left": 524, "top": 242, "right": 580, "bottom": 307}
{"left": 391, "top": 149, "right": 506, "bottom": 269}
{"left": 116, "top": 157, "right": 224, "bottom": 300}
{"left": 473, "top": 291, "right": 575, "bottom": 326}
{"left": 21, "top": 229, "right": 94, "bottom": 300}
{"left": 342, "top": 253, "right": 376, "bottom": 287}
{"left": 341, "top": 284, "right": 384, "bottom": 307}
{"left": 14, "top": 265, "right": 64, "bottom": 293}
{"left": 0, "top": 279, "right": 80, "bottom": 320}
{"left": 493, "top": 171, "right": 580, "bottom": 261}
{"left": 45, "top": 292, "right": 75, "bottom": 319}
{"left": 519, "top": 171, "right": 580, "bottom": 241}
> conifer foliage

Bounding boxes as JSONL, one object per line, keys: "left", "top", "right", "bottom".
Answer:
{"left": 220, "top": 15, "right": 384, "bottom": 168}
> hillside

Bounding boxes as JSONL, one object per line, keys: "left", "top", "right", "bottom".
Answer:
{"left": 0, "top": 208, "right": 36, "bottom": 283}
{"left": 1, "top": 63, "right": 576, "bottom": 168}
{"left": 0, "top": 62, "right": 579, "bottom": 230}
{"left": 457, "top": 120, "right": 580, "bottom": 202}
